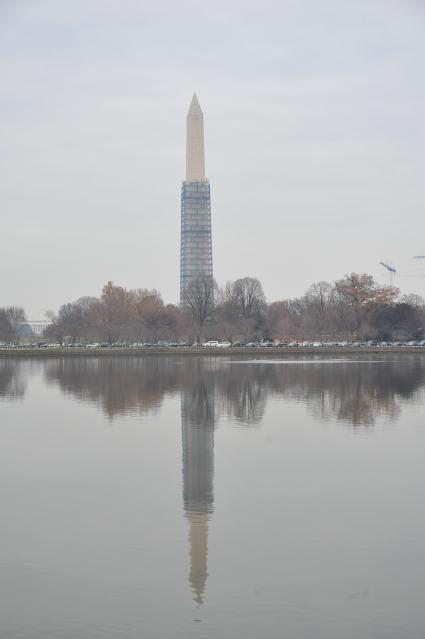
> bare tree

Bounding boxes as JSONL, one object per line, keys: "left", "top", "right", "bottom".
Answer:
{"left": 185, "top": 276, "right": 215, "bottom": 343}
{"left": 233, "top": 277, "right": 266, "bottom": 319}
{"left": 267, "top": 301, "right": 293, "bottom": 341}
{"left": 0, "top": 307, "right": 27, "bottom": 344}
{"left": 305, "top": 282, "right": 334, "bottom": 315}
{"left": 160, "top": 304, "right": 182, "bottom": 340}
{"left": 93, "top": 282, "right": 133, "bottom": 344}
{"left": 334, "top": 273, "right": 399, "bottom": 337}
{"left": 130, "top": 288, "right": 164, "bottom": 342}
{"left": 44, "top": 297, "right": 97, "bottom": 345}
{"left": 215, "top": 281, "right": 241, "bottom": 343}
{"left": 303, "top": 282, "right": 337, "bottom": 337}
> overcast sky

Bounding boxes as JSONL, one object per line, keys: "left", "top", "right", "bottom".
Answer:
{"left": 1, "top": 0, "right": 424, "bottom": 318}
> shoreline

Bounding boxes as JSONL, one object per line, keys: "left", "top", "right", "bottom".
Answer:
{"left": 1, "top": 346, "right": 425, "bottom": 357}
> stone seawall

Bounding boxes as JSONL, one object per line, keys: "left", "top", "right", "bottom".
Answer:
{"left": 1, "top": 347, "right": 425, "bottom": 358}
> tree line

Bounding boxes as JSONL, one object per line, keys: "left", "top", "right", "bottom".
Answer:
{"left": 1, "top": 273, "right": 424, "bottom": 345}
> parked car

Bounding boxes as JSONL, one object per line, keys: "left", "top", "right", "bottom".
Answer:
{"left": 203, "top": 340, "right": 219, "bottom": 347}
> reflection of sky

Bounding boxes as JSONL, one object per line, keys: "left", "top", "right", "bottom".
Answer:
{"left": 1, "top": 2, "right": 425, "bottom": 316}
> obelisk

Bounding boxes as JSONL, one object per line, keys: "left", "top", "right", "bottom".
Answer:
{"left": 180, "top": 94, "right": 213, "bottom": 306}
{"left": 186, "top": 94, "right": 205, "bottom": 182}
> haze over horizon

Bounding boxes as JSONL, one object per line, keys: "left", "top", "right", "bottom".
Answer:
{"left": 1, "top": 0, "right": 424, "bottom": 319}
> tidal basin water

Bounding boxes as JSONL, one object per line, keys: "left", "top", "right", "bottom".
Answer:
{"left": 1, "top": 355, "right": 424, "bottom": 638}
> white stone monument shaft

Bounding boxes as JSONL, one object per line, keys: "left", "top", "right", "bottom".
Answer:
{"left": 186, "top": 93, "right": 205, "bottom": 182}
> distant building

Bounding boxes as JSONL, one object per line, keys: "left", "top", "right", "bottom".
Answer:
{"left": 26, "top": 320, "right": 51, "bottom": 336}
{"left": 180, "top": 94, "right": 213, "bottom": 306}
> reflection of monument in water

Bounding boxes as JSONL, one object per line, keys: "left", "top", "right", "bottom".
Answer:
{"left": 181, "top": 374, "right": 215, "bottom": 605}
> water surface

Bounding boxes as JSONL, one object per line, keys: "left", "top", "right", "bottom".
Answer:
{"left": 1, "top": 355, "right": 424, "bottom": 638}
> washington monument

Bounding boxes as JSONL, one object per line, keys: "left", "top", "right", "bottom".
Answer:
{"left": 180, "top": 94, "right": 213, "bottom": 306}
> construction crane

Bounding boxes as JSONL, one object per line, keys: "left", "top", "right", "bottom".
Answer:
{"left": 379, "top": 261, "right": 396, "bottom": 286}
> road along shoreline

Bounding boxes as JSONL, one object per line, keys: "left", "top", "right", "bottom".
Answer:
{"left": 1, "top": 347, "right": 425, "bottom": 358}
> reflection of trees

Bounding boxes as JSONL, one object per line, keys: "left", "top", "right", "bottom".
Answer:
{"left": 264, "top": 359, "right": 425, "bottom": 425}
{"left": 44, "top": 357, "right": 180, "bottom": 417}
{"left": 216, "top": 365, "right": 268, "bottom": 424}
{"left": 43, "top": 355, "right": 425, "bottom": 426}
{"left": 0, "top": 359, "right": 28, "bottom": 400}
